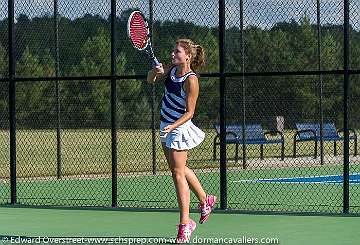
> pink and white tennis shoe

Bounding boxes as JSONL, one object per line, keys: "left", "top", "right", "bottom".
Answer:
{"left": 198, "top": 195, "right": 217, "bottom": 224}
{"left": 175, "top": 219, "right": 196, "bottom": 243}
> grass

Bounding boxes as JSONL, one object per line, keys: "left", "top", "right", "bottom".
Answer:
{"left": 0, "top": 129, "right": 359, "bottom": 178}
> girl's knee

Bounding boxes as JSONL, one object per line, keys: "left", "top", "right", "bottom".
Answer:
{"left": 170, "top": 167, "right": 185, "bottom": 178}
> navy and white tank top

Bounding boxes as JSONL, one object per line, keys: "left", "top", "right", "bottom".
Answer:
{"left": 160, "top": 67, "right": 197, "bottom": 123}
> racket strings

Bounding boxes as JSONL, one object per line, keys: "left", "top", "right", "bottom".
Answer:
{"left": 129, "top": 14, "right": 149, "bottom": 50}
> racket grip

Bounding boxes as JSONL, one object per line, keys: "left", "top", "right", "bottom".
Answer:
{"left": 152, "top": 57, "right": 160, "bottom": 68}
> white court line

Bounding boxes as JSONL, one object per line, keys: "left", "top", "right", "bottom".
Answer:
{"left": 232, "top": 173, "right": 360, "bottom": 184}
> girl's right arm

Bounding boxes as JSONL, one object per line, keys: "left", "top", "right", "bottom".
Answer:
{"left": 147, "top": 64, "right": 169, "bottom": 83}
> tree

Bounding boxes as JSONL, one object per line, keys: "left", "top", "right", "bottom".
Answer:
{"left": 287, "top": 16, "right": 319, "bottom": 122}
{"left": 16, "top": 47, "right": 55, "bottom": 128}
{"left": 116, "top": 56, "right": 152, "bottom": 129}
{"left": 65, "top": 28, "right": 112, "bottom": 128}
{"left": 2, "top": 10, "right": 359, "bottom": 129}
{"left": 65, "top": 27, "right": 152, "bottom": 128}
{"left": 291, "top": 16, "right": 317, "bottom": 70}
{"left": 197, "top": 30, "right": 218, "bottom": 73}
{"left": 0, "top": 43, "right": 6, "bottom": 77}
{"left": 40, "top": 48, "right": 56, "bottom": 76}
{"left": 0, "top": 43, "right": 8, "bottom": 129}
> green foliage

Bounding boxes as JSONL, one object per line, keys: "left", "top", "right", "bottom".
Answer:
{"left": 15, "top": 47, "right": 57, "bottom": 128}
{"left": 63, "top": 28, "right": 112, "bottom": 128}
{"left": 0, "top": 44, "right": 8, "bottom": 127}
{"left": 0, "top": 11, "right": 359, "bottom": 129}
{"left": 0, "top": 43, "right": 6, "bottom": 77}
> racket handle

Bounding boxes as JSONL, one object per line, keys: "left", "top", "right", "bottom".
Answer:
{"left": 152, "top": 57, "right": 160, "bottom": 68}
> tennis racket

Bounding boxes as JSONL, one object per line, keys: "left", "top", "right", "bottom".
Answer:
{"left": 127, "top": 11, "right": 160, "bottom": 67}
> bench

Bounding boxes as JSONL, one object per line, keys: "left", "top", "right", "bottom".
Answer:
{"left": 213, "top": 123, "right": 285, "bottom": 162}
{"left": 293, "top": 122, "right": 358, "bottom": 158}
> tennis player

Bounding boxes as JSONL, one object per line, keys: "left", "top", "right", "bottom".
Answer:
{"left": 147, "top": 39, "right": 216, "bottom": 243}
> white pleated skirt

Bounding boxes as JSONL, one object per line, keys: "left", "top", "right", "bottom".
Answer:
{"left": 160, "top": 120, "right": 205, "bottom": 150}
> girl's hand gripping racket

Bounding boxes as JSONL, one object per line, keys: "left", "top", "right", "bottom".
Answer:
{"left": 127, "top": 11, "right": 160, "bottom": 67}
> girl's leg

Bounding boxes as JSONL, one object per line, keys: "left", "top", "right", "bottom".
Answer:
{"left": 169, "top": 148, "right": 190, "bottom": 224}
{"left": 184, "top": 167, "right": 207, "bottom": 204}
{"left": 162, "top": 144, "right": 216, "bottom": 225}
{"left": 162, "top": 144, "right": 206, "bottom": 204}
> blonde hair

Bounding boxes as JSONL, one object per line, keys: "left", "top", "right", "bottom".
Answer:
{"left": 176, "top": 39, "right": 205, "bottom": 72}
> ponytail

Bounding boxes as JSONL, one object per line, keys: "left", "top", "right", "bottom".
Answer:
{"left": 191, "top": 45, "right": 205, "bottom": 72}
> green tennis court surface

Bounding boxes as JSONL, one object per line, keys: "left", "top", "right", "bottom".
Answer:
{"left": 1, "top": 164, "right": 360, "bottom": 212}
{"left": 0, "top": 207, "right": 359, "bottom": 245}
{"left": 1, "top": 160, "right": 360, "bottom": 244}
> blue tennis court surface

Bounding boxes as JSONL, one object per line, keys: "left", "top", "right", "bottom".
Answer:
{"left": 234, "top": 173, "right": 360, "bottom": 184}
{"left": 256, "top": 173, "right": 360, "bottom": 184}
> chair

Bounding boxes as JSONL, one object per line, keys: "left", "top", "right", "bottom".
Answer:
{"left": 213, "top": 123, "right": 285, "bottom": 162}
{"left": 293, "top": 122, "right": 358, "bottom": 158}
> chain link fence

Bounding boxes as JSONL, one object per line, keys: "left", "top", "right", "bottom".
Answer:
{"left": 0, "top": 80, "right": 9, "bottom": 205}
{"left": 0, "top": 0, "right": 359, "bottom": 213}
{"left": 0, "top": 0, "right": 9, "bottom": 205}
{"left": 350, "top": 73, "right": 360, "bottom": 213}
{"left": 350, "top": 0, "right": 359, "bottom": 70}
{"left": 348, "top": 0, "right": 359, "bottom": 214}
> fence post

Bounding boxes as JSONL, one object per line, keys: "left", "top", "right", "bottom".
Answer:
{"left": 219, "top": 0, "right": 227, "bottom": 210}
{"left": 317, "top": 0, "right": 324, "bottom": 165}
{"left": 54, "top": 0, "right": 62, "bottom": 179}
{"left": 8, "top": 0, "right": 16, "bottom": 204}
{"left": 343, "top": 0, "right": 350, "bottom": 214}
{"left": 240, "top": 0, "right": 246, "bottom": 170}
{"left": 110, "top": 0, "right": 118, "bottom": 207}
{"left": 149, "top": 0, "right": 157, "bottom": 175}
